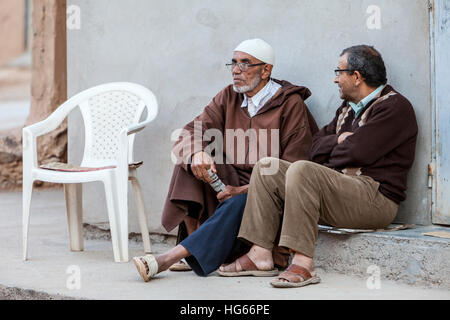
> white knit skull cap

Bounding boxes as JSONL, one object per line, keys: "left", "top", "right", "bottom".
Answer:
{"left": 234, "top": 38, "right": 275, "bottom": 65}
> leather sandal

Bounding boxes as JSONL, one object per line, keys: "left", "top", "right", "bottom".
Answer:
{"left": 217, "top": 254, "right": 279, "bottom": 277}
{"left": 270, "top": 264, "right": 321, "bottom": 288}
{"left": 169, "top": 260, "right": 192, "bottom": 272}
{"left": 132, "top": 255, "right": 159, "bottom": 282}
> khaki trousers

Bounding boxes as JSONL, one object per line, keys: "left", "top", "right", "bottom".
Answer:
{"left": 238, "top": 158, "right": 398, "bottom": 258}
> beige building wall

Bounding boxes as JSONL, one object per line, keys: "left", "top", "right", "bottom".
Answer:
{"left": 0, "top": 0, "right": 26, "bottom": 66}
{"left": 67, "top": 0, "right": 433, "bottom": 234}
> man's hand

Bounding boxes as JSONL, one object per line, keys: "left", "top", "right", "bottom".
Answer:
{"left": 191, "top": 151, "right": 216, "bottom": 183}
{"left": 338, "top": 132, "right": 354, "bottom": 144}
{"left": 217, "top": 185, "right": 248, "bottom": 202}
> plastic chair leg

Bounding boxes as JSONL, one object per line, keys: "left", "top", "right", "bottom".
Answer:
{"left": 130, "top": 175, "right": 152, "bottom": 253}
{"left": 64, "top": 183, "right": 84, "bottom": 251}
{"left": 103, "top": 177, "right": 124, "bottom": 262}
{"left": 116, "top": 183, "right": 129, "bottom": 262}
{"left": 22, "top": 177, "right": 33, "bottom": 261}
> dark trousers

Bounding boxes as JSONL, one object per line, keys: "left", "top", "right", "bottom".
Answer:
{"left": 180, "top": 194, "right": 250, "bottom": 276}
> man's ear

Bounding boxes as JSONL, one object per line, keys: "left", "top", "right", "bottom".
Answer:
{"left": 262, "top": 64, "right": 273, "bottom": 80}
{"left": 353, "top": 70, "right": 365, "bottom": 86}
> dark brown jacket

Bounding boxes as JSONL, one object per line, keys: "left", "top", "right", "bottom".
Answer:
{"left": 310, "top": 85, "right": 418, "bottom": 204}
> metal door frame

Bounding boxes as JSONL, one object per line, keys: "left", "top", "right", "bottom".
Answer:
{"left": 430, "top": 0, "right": 450, "bottom": 225}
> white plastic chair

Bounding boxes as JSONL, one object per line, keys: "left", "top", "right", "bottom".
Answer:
{"left": 22, "top": 82, "right": 158, "bottom": 262}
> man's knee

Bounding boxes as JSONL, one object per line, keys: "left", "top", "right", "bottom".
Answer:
{"left": 255, "top": 156, "right": 278, "bottom": 169}
{"left": 285, "top": 160, "right": 317, "bottom": 184}
{"left": 253, "top": 157, "right": 281, "bottom": 177}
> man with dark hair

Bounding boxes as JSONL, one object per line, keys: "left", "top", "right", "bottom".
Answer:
{"left": 341, "top": 45, "right": 387, "bottom": 87}
{"left": 218, "top": 45, "right": 418, "bottom": 288}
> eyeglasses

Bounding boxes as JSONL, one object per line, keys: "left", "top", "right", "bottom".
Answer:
{"left": 226, "top": 62, "right": 266, "bottom": 72}
{"left": 334, "top": 69, "right": 354, "bottom": 76}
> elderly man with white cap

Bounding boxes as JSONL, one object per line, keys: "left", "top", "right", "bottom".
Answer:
{"left": 132, "top": 39, "right": 318, "bottom": 281}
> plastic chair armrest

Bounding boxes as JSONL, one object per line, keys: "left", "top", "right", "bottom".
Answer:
{"left": 22, "top": 127, "right": 38, "bottom": 168}
{"left": 126, "top": 118, "right": 152, "bottom": 136}
{"left": 23, "top": 99, "right": 76, "bottom": 137}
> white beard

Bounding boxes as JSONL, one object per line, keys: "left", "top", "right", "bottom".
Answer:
{"left": 233, "top": 74, "right": 261, "bottom": 93}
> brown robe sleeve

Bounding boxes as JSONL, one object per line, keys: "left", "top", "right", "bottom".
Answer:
{"left": 279, "top": 95, "right": 319, "bottom": 162}
{"left": 172, "top": 90, "right": 227, "bottom": 171}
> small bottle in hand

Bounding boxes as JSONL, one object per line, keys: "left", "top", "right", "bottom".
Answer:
{"left": 207, "top": 169, "right": 226, "bottom": 193}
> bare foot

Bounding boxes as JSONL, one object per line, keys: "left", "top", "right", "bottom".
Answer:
{"left": 219, "top": 245, "right": 274, "bottom": 272}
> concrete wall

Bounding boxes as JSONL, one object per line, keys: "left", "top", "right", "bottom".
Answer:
{"left": 67, "top": 0, "right": 433, "bottom": 235}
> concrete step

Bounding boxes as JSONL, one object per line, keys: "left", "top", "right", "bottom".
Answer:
{"left": 315, "top": 225, "right": 450, "bottom": 289}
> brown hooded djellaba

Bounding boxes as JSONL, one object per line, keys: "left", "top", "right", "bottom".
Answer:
{"left": 162, "top": 79, "right": 319, "bottom": 234}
